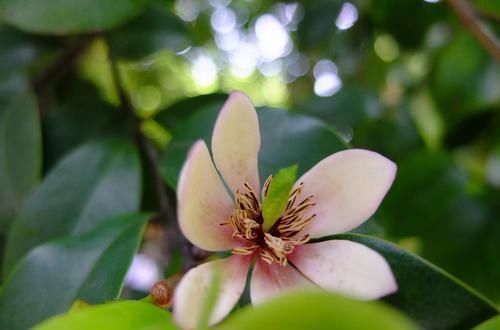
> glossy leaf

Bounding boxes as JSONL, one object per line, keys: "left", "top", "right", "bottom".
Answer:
{"left": 0, "top": 91, "right": 41, "bottom": 231}
{"left": 107, "top": 4, "right": 191, "bottom": 60}
{"left": 154, "top": 93, "right": 227, "bottom": 132}
{"left": 0, "top": 0, "right": 146, "bottom": 35}
{"left": 3, "top": 137, "right": 141, "bottom": 277}
{"left": 34, "top": 301, "right": 176, "bottom": 330}
{"left": 379, "top": 150, "right": 500, "bottom": 302}
{"left": 217, "top": 290, "right": 417, "bottom": 330}
{"left": 0, "top": 213, "right": 150, "bottom": 330}
{"left": 160, "top": 106, "right": 347, "bottom": 189}
{"left": 43, "top": 79, "right": 121, "bottom": 167}
{"left": 262, "top": 164, "right": 298, "bottom": 230}
{"left": 333, "top": 234, "right": 499, "bottom": 329}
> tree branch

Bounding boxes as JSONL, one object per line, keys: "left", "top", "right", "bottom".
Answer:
{"left": 446, "top": 0, "right": 500, "bottom": 61}
{"left": 107, "top": 46, "right": 175, "bottom": 223}
{"left": 106, "top": 38, "right": 203, "bottom": 270}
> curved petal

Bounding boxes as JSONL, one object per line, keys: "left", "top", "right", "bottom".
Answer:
{"left": 250, "top": 259, "right": 313, "bottom": 304}
{"left": 212, "top": 91, "right": 261, "bottom": 194}
{"left": 177, "top": 140, "right": 239, "bottom": 251}
{"left": 173, "top": 255, "right": 251, "bottom": 329}
{"left": 289, "top": 240, "right": 397, "bottom": 299}
{"left": 296, "top": 149, "right": 396, "bottom": 238}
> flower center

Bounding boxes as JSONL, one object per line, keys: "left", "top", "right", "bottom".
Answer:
{"left": 222, "top": 176, "right": 316, "bottom": 266}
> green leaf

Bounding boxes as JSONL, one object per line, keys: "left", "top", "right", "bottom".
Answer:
{"left": 474, "top": 314, "right": 500, "bottom": 330}
{"left": 0, "top": 213, "right": 150, "bottom": 330}
{"left": 0, "top": 0, "right": 146, "bottom": 35}
{"left": 0, "top": 25, "right": 53, "bottom": 84}
{"left": 43, "top": 79, "right": 121, "bottom": 168}
{"left": 3, "top": 137, "right": 142, "bottom": 277}
{"left": 333, "top": 234, "right": 499, "bottom": 329}
{"left": 379, "top": 150, "right": 500, "bottom": 302}
{"left": 38, "top": 301, "right": 175, "bottom": 330}
{"left": 34, "top": 301, "right": 176, "bottom": 330}
{"left": 160, "top": 106, "right": 347, "bottom": 189}
{"left": 217, "top": 290, "right": 417, "bottom": 330}
{"left": 261, "top": 164, "right": 298, "bottom": 231}
{"left": 154, "top": 93, "right": 227, "bottom": 132}
{"left": 0, "top": 90, "right": 41, "bottom": 231}
{"left": 107, "top": 4, "right": 191, "bottom": 60}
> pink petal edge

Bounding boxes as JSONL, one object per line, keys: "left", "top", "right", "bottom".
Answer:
{"left": 289, "top": 240, "right": 397, "bottom": 300}
{"left": 173, "top": 255, "right": 252, "bottom": 329}
{"left": 177, "top": 140, "right": 240, "bottom": 251}
{"left": 211, "top": 91, "right": 261, "bottom": 194}
{"left": 250, "top": 258, "right": 314, "bottom": 304}
{"left": 295, "top": 149, "right": 397, "bottom": 238}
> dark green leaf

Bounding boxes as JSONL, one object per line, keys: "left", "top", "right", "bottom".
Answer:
{"left": 0, "top": 0, "right": 146, "bottom": 35}
{"left": 0, "top": 90, "right": 41, "bottom": 231}
{"left": 107, "top": 4, "right": 191, "bottom": 60}
{"left": 154, "top": 93, "right": 227, "bottom": 132}
{"left": 3, "top": 137, "right": 141, "bottom": 277}
{"left": 217, "top": 290, "right": 417, "bottom": 330}
{"left": 34, "top": 301, "right": 176, "bottom": 330}
{"left": 379, "top": 150, "right": 500, "bottom": 302}
{"left": 0, "top": 213, "right": 150, "bottom": 330}
{"left": 42, "top": 79, "right": 121, "bottom": 168}
{"left": 333, "top": 234, "right": 499, "bottom": 329}
{"left": 262, "top": 164, "right": 298, "bottom": 230}
{"left": 160, "top": 106, "right": 347, "bottom": 189}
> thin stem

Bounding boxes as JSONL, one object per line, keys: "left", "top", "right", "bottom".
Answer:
{"left": 107, "top": 42, "right": 174, "bottom": 223}
{"left": 446, "top": 0, "right": 500, "bottom": 61}
{"left": 106, "top": 37, "right": 205, "bottom": 270}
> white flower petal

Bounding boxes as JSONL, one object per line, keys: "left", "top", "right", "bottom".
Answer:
{"left": 177, "top": 140, "right": 239, "bottom": 251}
{"left": 296, "top": 149, "right": 396, "bottom": 238}
{"left": 173, "top": 255, "right": 251, "bottom": 329}
{"left": 250, "top": 259, "right": 313, "bottom": 304}
{"left": 289, "top": 240, "right": 397, "bottom": 299}
{"left": 212, "top": 91, "right": 261, "bottom": 194}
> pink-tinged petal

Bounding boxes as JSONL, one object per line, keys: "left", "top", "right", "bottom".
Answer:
{"left": 289, "top": 240, "right": 397, "bottom": 299}
{"left": 250, "top": 259, "right": 313, "bottom": 304}
{"left": 174, "top": 255, "right": 251, "bottom": 329}
{"left": 212, "top": 91, "right": 261, "bottom": 194}
{"left": 177, "top": 140, "right": 238, "bottom": 251}
{"left": 296, "top": 149, "right": 396, "bottom": 238}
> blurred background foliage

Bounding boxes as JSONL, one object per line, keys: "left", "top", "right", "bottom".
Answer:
{"left": 0, "top": 0, "right": 499, "bottom": 328}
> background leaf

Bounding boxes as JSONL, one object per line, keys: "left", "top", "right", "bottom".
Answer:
{"left": 3, "top": 137, "right": 141, "bottom": 277}
{"left": 34, "top": 301, "right": 176, "bottom": 330}
{"left": 0, "top": 0, "right": 146, "bottom": 34}
{"left": 0, "top": 90, "right": 41, "bottom": 231}
{"left": 217, "top": 290, "right": 417, "bottom": 330}
{"left": 107, "top": 3, "right": 191, "bottom": 60}
{"left": 334, "top": 234, "right": 499, "bottom": 329}
{"left": 0, "top": 213, "right": 149, "bottom": 330}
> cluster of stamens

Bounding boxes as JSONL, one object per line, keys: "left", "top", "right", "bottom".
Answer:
{"left": 221, "top": 176, "right": 316, "bottom": 266}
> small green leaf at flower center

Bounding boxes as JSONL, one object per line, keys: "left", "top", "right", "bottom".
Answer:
{"left": 261, "top": 164, "right": 298, "bottom": 231}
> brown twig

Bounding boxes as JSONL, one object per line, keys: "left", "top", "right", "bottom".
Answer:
{"left": 107, "top": 45, "right": 175, "bottom": 223}
{"left": 446, "top": 0, "right": 500, "bottom": 61}
{"left": 106, "top": 38, "right": 202, "bottom": 270}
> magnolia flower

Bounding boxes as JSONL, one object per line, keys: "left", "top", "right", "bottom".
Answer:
{"left": 173, "top": 92, "right": 397, "bottom": 329}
